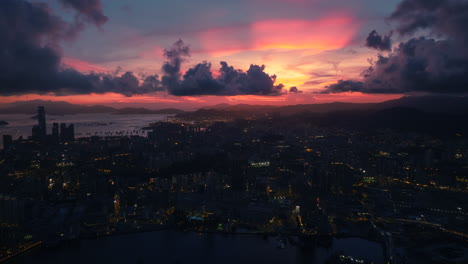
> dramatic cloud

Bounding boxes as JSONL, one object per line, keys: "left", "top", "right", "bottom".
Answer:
{"left": 59, "top": 0, "right": 108, "bottom": 27}
{"left": 323, "top": 0, "right": 468, "bottom": 94}
{"left": 390, "top": 0, "right": 468, "bottom": 42}
{"left": 161, "top": 39, "right": 191, "bottom": 94}
{"left": 0, "top": 0, "right": 164, "bottom": 97}
{"left": 0, "top": 0, "right": 83, "bottom": 96}
{"left": 162, "top": 41, "right": 284, "bottom": 96}
{"left": 90, "top": 72, "right": 164, "bottom": 96}
{"left": 366, "top": 30, "right": 392, "bottom": 51}
{"left": 0, "top": 1, "right": 283, "bottom": 97}
{"left": 323, "top": 80, "right": 364, "bottom": 93}
{"left": 289, "top": 87, "right": 303, "bottom": 93}
{"left": 197, "top": 16, "right": 359, "bottom": 56}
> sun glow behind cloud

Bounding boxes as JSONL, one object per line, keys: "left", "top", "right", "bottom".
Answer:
{"left": 0, "top": 1, "right": 403, "bottom": 107}
{"left": 184, "top": 13, "right": 363, "bottom": 94}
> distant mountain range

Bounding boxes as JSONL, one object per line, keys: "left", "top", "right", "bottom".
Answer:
{"left": 176, "top": 96, "right": 468, "bottom": 136}
{"left": 215, "top": 96, "right": 468, "bottom": 114}
{"left": 0, "top": 100, "right": 185, "bottom": 115}
{"left": 1, "top": 95, "right": 468, "bottom": 117}
{"left": 179, "top": 95, "right": 468, "bottom": 119}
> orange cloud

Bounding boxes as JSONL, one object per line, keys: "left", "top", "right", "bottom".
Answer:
{"left": 197, "top": 14, "right": 360, "bottom": 56}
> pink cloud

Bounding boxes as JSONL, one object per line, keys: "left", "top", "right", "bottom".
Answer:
{"left": 62, "top": 57, "right": 110, "bottom": 73}
{"left": 139, "top": 46, "right": 165, "bottom": 59}
{"left": 196, "top": 14, "right": 360, "bottom": 56}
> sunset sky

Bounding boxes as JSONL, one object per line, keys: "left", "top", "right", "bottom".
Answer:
{"left": 0, "top": 0, "right": 426, "bottom": 109}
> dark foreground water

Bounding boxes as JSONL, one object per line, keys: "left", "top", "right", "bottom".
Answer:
{"left": 10, "top": 231, "right": 385, "bottom": 264}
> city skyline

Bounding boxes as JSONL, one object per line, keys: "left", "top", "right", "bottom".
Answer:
{"left": 1, "top": 102, "right": 467, "bottom": 263}
{"left": 1, "top": 1, "right": 468, "bottom": 263}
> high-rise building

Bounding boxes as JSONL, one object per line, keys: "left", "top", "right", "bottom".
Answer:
{"left": 37, "top": 106, "right": 46, "bottom": 142}
{"left": 52, "top": 123, "right": 60, "bottom": 144}
{"left": 31, "top": 106, "right": 48, "bottom": 143}
{"left": 32, "top": 125, "right": 41, "bottom": 142}
{"left": 3, "top": 135, "right": 12, "bottom": 150}
{"left": 67, "top": 124, "right": 75, "bottom": 142}
{"left": 60, "top": 123, "right": 66, "bottom": 140}
{"left": 60, "top": 123, "right": 75, "bottom": 143}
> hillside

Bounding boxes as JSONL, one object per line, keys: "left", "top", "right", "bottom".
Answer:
{"left": 0, "top": 100, "right": 184, "bottom": 115}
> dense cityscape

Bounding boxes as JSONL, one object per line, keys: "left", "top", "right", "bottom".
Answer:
{"left": 2, "top": 0, "right": 468, "bottom": 263}
{"left": 0, "top": 105, "right": 467, "bottom": 263}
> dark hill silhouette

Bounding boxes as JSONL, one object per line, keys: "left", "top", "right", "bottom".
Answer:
{"left": 0, "top": 100, "right": 184, "bottom": 115}
{"left": 179, "top": 95, "right": 468, "bottom": 120}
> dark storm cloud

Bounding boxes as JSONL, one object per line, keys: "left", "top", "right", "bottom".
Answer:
{"left": 176, "top": 62, "right": 224, "bottom": 96}
{"left": 94, "top": 72, "right": 163, "bottom": 96}
{"left": 366, "top": 30, "right": 392, "bottom": 51}
{"left": 140, "top": 75, "right": 163, "bottom": 93}
{"left": 323, "top": 0, "right": 468, "bottom": 94}
{"left": 0, "top": 1, "right": 282, "bottom": 97}
{"left": 0, "top": 0, "right": 165, "bottom": 97}
{"left": 322, "top": 80, "right": 364, "bottom": 93}
{"left": 161, "top": 39, "right": 191, "bottom": 94}
{"left": 0, "top": 0, "right": 85, "bottom": 96}
{"left": 390, "top": 0, "right": 468, "bottom": 42}
{"left": 289, "top": 87, "right": 302, "bottom": 93}
{"left": 162, "top": 41, "right": 284, "bottom": 96}
{"left": 59, "top": 0, "right": 108, "bottom": 27}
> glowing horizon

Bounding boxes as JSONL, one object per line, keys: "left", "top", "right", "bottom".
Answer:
{"left": 0, "top": 0, "right": 402, "bottom": 106}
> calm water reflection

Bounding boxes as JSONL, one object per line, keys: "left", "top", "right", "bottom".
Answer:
{"left": 11, "top": 231, "right": 385, "bottom": 264}
{"left": 0, "top": 114, "right": 171, "bottom": 145}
